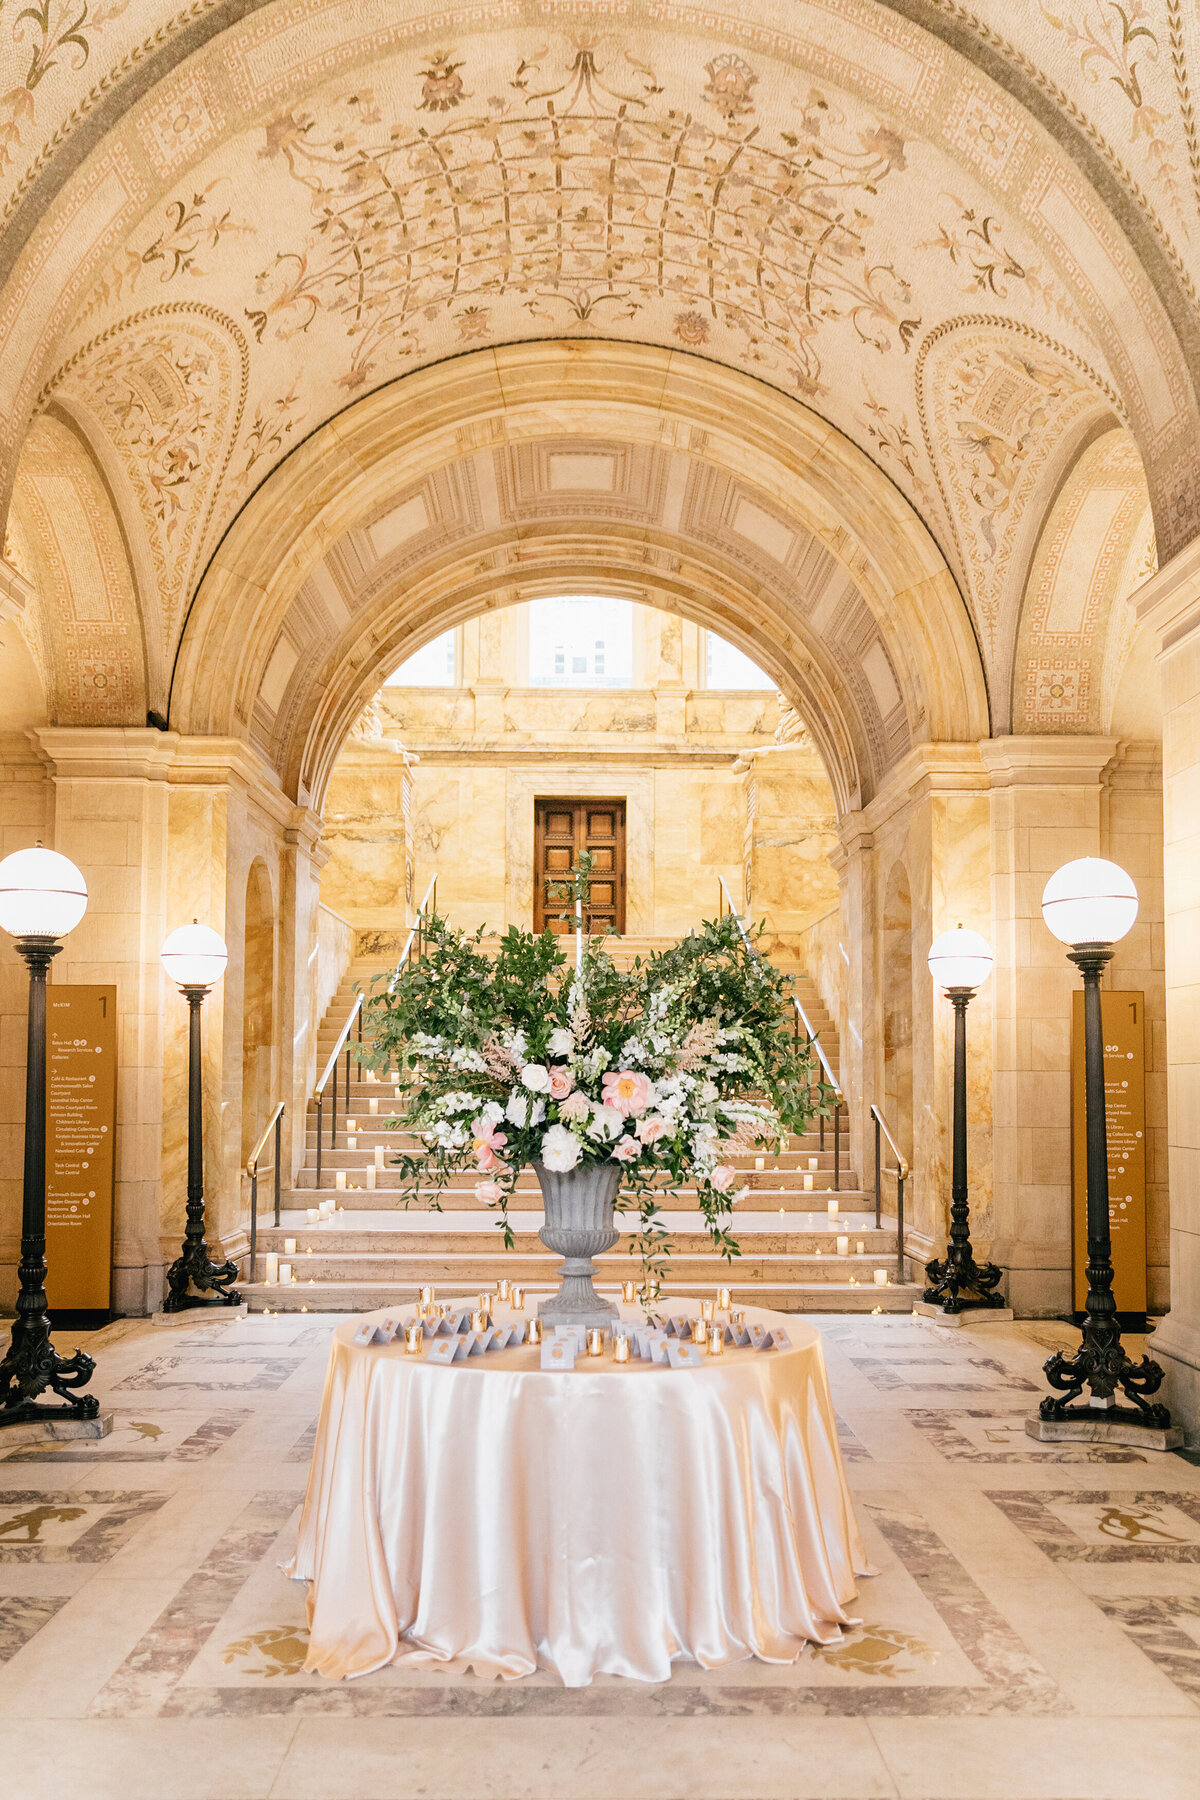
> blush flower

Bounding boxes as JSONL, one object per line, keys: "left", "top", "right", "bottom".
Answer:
{"left": 602, "top": 1070, "right": 655, "bottom": 1117}
{"left": 710, "top": 1164, "right": 736, "bottom": 1193}
{"left": 636, "top": 1112, "right": 670, "bottom": 1144}
{"left": 559, "top": 1088, "right": 590, "bottom": 1122}
{"left": 473, "top": 1119, "right": 508, "bottom": 1173}
{"left": 548, "top": 1067, "right": 574, "bottom": 1100}
{"left": 540, "top": 1123, "right": 582, "bottom": 1172}
{"left": 475, "top": 1180, "right": 504, "bottom": 1203}
{"left": 611, "top": 1135, "right": 641, "bottom": 1163}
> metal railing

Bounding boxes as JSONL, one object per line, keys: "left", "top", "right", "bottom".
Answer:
{"left": 245, "top": 1100, "right": 285, "bottom": 1285}
{"left": 314, "top": 873, "right": 437, "bottom": 1187}
{"left": 870, "top": 1102, "right": 908, "bottom": 1282}
{"left": 716, "top": 875, "right": 843, "bottom": 1190}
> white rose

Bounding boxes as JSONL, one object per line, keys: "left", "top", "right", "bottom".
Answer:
{"left": 505, "top": 1092, "right": 529, "bottom": 1128}
{"left": 521, "top": 1063, "right": 552, "bottom": 1093}
{"left": 480, "top": 1100, "right": 505, "bottom": 1126}
{"left": 548, "top": 1028, "right": 575, "bottom": 1056}
{"left": 541, "top": 1123, "right": 582, "bottom": 1172}
{"left": 586, "top": 1104, "right": 624, "bottom": 1143}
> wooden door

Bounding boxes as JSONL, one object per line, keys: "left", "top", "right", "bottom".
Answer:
{"left": 534, "top": 799, "right": 626, "bottom": 937}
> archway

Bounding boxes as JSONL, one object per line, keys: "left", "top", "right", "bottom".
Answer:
{"left": 241, "top": 859, "right": 276, "bottom": 1167}
{"left": 882, "top": 861, "right": 914, "bottom": 1166}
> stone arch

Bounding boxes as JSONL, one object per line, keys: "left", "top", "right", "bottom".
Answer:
{"left": 172, "top": 343, "right": 988, "bottom": 817}
{"left": 7, "top": 411, "right": 147, "bottom": 724}
{"left": 240, "top": 857, "right": 276, "bottom": 1168}
{"left": 1012, "top": 428, "right": 1156, "bottom": 736}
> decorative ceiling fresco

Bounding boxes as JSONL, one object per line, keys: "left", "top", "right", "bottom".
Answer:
{"left": 0, "top": 0, "right": 1194, "bottom": 753}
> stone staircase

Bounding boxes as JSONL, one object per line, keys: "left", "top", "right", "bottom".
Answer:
{"left": 239, "top": 937, "right": 919, "bottom": 1313}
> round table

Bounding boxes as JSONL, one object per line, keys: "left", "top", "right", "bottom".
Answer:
{"left": 286, "top": 1299, "right": 871, "bottom": 1687}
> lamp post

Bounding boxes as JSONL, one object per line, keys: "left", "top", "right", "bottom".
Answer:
{"left": 1037, "top": 857, "right": 1171, "bottom": 1432}
{"left": 923, "top": 925, "right": 1005, "bottom": 1314}
{"left": 161, "top": 922, "right": 239, "bottom": 1312}
{"left": 0, "top": 844, "right": 99, "bottom": 1426}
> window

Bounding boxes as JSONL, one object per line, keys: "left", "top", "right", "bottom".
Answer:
{"left": 528, "top": 596, "right": 633, "bottom": 687}
{"left": 705, "top": 631, "right": 776, "bottom": 690}
{"left": 385, "top": 628, "right": 457, "bottom": 686}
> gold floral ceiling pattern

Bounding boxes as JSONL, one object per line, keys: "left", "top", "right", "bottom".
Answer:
{"left": 0, "top": 0, "right": 1195, "bottom": 739}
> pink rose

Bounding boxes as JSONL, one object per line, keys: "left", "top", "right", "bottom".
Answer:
{"left": 559, "top": 1089, "right": 590, "bottom": 1122}
{"left": 602, "top": 1070, "right": 655, "bottom": 1117}
{"left": 636, "top": 1113, "right": 669, "bottom": 1144}
{"left": 710, "top": 1164, "right": 736, "bottom": 1193}
{"left": 611, "top": 1135, "right": 641, "bottom": 1163}
{"left": 548, "top": 1067, "right": 574, "bottom": 1101}
{"left": 475, "top": 1180, "right": 504, "bottom": 1203}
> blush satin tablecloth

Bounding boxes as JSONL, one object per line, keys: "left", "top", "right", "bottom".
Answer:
{"left": 287, "top": 1300, "right": 871, "bottom": 1687}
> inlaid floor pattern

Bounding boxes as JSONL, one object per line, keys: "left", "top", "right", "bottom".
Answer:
{"left": 241, "top": 949, "right": 919, "bottom": 1315}
{"left": 0, "top": 1309, "right": 1198, "bottom": 1796}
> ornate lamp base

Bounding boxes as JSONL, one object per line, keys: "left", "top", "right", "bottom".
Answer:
{"left": 1039, "top": 1331, "right": 1172, "bottom": 1432}
{"left": 0, "top": 1318, "right": 99, "bottom": 1428}
{"left": 162, "top": 1244, "right": 241, "bottom": 1312}
{"left": 922, "top": 1249, "right": 1006, "bottom": 1315}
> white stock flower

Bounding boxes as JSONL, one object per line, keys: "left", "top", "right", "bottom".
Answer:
{"left": 540, "top": 1123, "right": 582, "bottom": 1172}
{"left": 548, "top": 1027, "right": 575, "bottom": 1056}
{"left": 521, "top": 1063, "right": 552, "bottom": 1093}
{"left": 479, "top": 1100, "right": 505, "bottom": 1126}
{"left": 505, "top": 1092, "right": 530, "bottom": 1128}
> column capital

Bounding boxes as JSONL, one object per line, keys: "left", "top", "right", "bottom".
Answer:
{"left": 979, "top": 734, "right": 1117, "bottom": 787}
{"left": 34, "top": 725, "right": 179, "bottom": 783}
{"left": 1134, "top": 535, "right": 1200, "bottom": 658}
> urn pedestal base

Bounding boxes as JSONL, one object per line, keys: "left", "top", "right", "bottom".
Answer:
{"left": 535, "top": 1162, "right": 621, "bottom": 1332}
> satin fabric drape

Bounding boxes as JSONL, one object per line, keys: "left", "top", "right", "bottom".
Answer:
{"left": 287, "top": 1303, "right": 871, "bottom": 1686}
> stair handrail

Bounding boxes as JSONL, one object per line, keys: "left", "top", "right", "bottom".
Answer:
{"left": 244, "top": 1100, "right": 286, "bottom": 1285}
{"left": 869, "top": 1102, "right": 908, "bottom": 1283}
{"left": 716, "top": 874, "right": 843, "bottom": 1189}
{"left": 314, "top": 871, "right": 437, "bottom": 1188}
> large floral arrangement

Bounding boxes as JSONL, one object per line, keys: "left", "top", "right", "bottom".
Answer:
{"left": 363, "top": 910, "right": 828, "bottom": 1286}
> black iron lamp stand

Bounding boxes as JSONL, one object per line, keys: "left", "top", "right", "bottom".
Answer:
{"left": 923, "top": 984, "right": 1005, "bottom": 1314}
{"left": 0, "top": 935, "right": 99, "bottom": 1425}
{"left": 163, "top": 981, "right": 239, "bottom": 1311}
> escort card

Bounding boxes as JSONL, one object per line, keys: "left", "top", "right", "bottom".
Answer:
{"left": 747, "top": 1323, "right": 770, "bottom": 1349}
{"left": 541, "top": 1337, "right": 576, "bottom": 1371}
{"left": 768, "top": 1328, "right": 792, "bottom": 1351}
{"left": 351, "top": 1321, "right": 386, "bottom": 1346}
{"left": 666, "top": 1341, "right": 706, "bottom": 1369}
{"left": 375, "top": 1314, "right": 405, "bottom": 1343}
{"left": 426, "top": 1338, "right": 463, "bottom": 1365}
{"left": 443, "top": 1309, "right": 472, "bottom": 1335}
{"left": 728, "top": 1324, "right": 752, "bottom": 1347}
{"left": 649, "top": 1336, "right": 670, "bottom": 1363}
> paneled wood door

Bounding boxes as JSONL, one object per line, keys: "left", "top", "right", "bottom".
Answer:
{"left": 533, "top": 798, "right": 626, "bottom": 937}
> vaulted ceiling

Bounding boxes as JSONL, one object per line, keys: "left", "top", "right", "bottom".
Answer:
{"left": 0, "top": 0, "right": 1193, "bottom": 764}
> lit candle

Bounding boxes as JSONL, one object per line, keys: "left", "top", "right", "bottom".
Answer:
{"left": 874, "top": 1269, "right": 888, "bottom": 1286}
{"left": 374, "top": 1146, "right": 385, "bottom": 1168}
{"left": 755, "top": 1155, "right": 764, "bottom": 1171}
{"left": 717, "top": 1286, "right": 731, "bottom": 1311}
{"left": 700, "top": 1298, "right": 714, "bottom": 1321}
{"left": 497, "top": 1278, "right": 510, "bottom": 1302}
{"left": 527, "top": 1318, "right": 541, "bottom": 1345}
{"left": 837, "top": 1235, "right": 849, "bottom": 1257}
{"left": 346, "top": 1118, "right": 356, "bottom": 1135}
{"left": 420, "top": 1286, "right": 435, "bottom": 1306}
{"left": 394, "top": 1085, "right": 403, "bottom": 1100}
{"left": 803, "top": 1173, "right": 814, "bottom": 1191}
{"left": 827, "top": 1199, "right": 838, "bottom": 1217}
{"left": 283, "top": 1237, "right": 297, "bottom": 1255}
{"left": 279, "top": 1262, "right": 292, "bottom": 1284}
{"left": 306, "top": 1207, "right": 319, "bottom": 1224}
{"left": 476, "top": 1292, "right": 491, "bottom": 1316}
{"left": 335, "top": 1172, "right": 346, "bottom": 1193}
{"left": 264, "top": 1253, "right": 279, "bottom": 1285}
{"left": 691, "top": 1318, "right": 708, "bottom": 1345}
{"left": 347, "top": 1133, "right": 357, "bottom": 1152}
{"left": 622, "top": 1279, "right": 636, "bottom": 1303}
{"left": 856, "top": 1239, "right": 865, "bottom": 1255}
{"left": 707, "top": 1325, "right": 725, "bottom": 1356}
{"left": 808, "top": 1156, "right": 818, "bottom": 1171}
{"left": 586, "top": 1328, "right": 604, "bottom": 1357}
{"left": 511, "top": 1287, "right": 524, "bottom": 1310}
{"left": 614, "top": 1335, "right": 631, "bottom": 1363}
{"left": 365, "top": 1068, "right": 377, "bottom": 1083}
{"left": 471, "top": 1309, "right": 488, "bottom": 1333}
{"left": 369, "top": 1097, "right": 379, "bottom": 1115}
{"left": 405, "top": 1322, "right": 423, "bottom": 1354}
{"left": 366, "top": 1165, "right": 376, "bottom": 1190}
{"left": 730, "top": 1309, "right": 745, "bottom": 1327}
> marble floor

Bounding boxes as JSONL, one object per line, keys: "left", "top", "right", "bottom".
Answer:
{"left": 0, "top": 1310, "right": 1198, "bottom": 1799}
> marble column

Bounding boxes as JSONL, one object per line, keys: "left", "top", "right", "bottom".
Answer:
{"left": 1137, "top": 540, "right": 1200, "bottom": 1437}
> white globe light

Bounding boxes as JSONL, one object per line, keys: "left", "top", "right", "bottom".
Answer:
{"left": 928, "top": 924, "right": 993, "bottom": 993}
{"left": 1041, "top": 858, "right": 1138, "bottom": 947}
{"left": 0, "top": 844, "right": 88, "bottom": 938}
{"left": 161, "top": 921, "right": 228, "bottom": 990}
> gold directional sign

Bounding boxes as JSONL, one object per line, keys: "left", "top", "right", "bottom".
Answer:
{"left": 45, "top": 985, "right": 117, "bottom": 1313}
{"left": 1071, "top": 990, "right": 1146, "bottom": 1317}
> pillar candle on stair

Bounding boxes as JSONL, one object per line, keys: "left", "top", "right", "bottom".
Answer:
{"left": 374, "top": 1146, "right": 384, "bottom": 1168}
{"left": 369, "top": 1098, "right": 379, "bottom": 1115}
{"left": 366, "top": 1165, "right": 376, "bottom": 1190}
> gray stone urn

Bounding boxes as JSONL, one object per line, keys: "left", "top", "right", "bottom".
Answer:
{"left": 534, "top": 1161, "right": 621, "bottom": 1330}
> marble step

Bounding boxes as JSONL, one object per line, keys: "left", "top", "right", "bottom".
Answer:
{"left": 256, "top": 1218, "right": 897, "bottom": 1255}
{"left": 292, "top": 1160, "right": 860, "bottom": 1195}
{"left": 241, "top": 1278, "right": 918, "bottom": 1315}
{"left": 243, "top": 1248, "right": 907, "bottom": 1284}
{"left": 281, "top": 1183, "right": 876, "bottom": 1212}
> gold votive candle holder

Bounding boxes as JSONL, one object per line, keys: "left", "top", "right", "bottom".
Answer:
{"left": 717, "top": 1286, "right": 731, "bottom": 1311}
{"left": 622, "top": 1278, "right": 636, "bottom": 1303}
{"left": 730, "top": 1308, "right": 745, "bottom": 1327}
{"left": 471, "top": 1309, "right": 488, "bottom": 1333}
{"left": 614, "top": 1335, "right": 631, "bottom": 1363}
{"left": 476, "top": 1292, "right": 491, "bottom": 1316}
{"left": 836, "top": 1234, "right": 849, "bottom": 1257}
{"left": 874, "top": 1268, "right": 888, "bottom": 1286}
{"left": 691, "top": 1318, "right": 709, "bottom": 1345}
{"left": 511, "top": 1286, "right": 524, "bottom": 1310}
{"left": 707, "top": 1325, "right": 725, "bottom": 1356}
{"left": 527, "top": 1318, "right": 541, "bottom": 1345}
{"left": 700, "top": 1298, "right": 714, "bottom": 1321}
{"left": 586, "top": 1328, "right": 604, "bottom": 1357}
{"left": 420, "top": 1285, "right": 435, "bottom": 1306}
{"left": 405, "top": 1323, "right": 423, "bottom": 1355}
{"left": 497, "top": 1278, "right": 510, "bottom": 1302}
